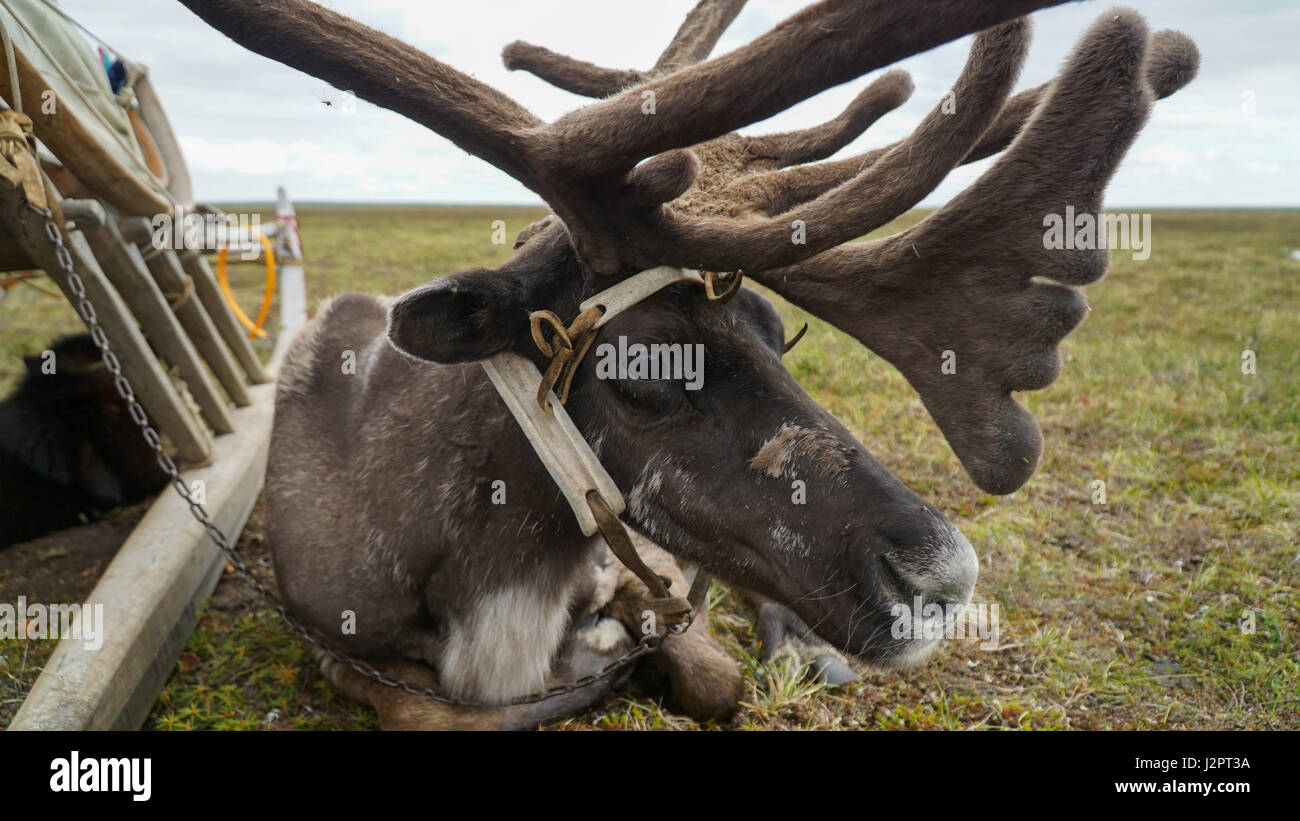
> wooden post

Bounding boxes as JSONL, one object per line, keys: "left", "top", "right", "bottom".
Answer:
{"left": 276, "top": 186, "right": 308, "bottom": 338}
{"left": 0, "top": 188, "right": 213, "bottom": 464}
{"left": 120, "top": 217, "right": 253, "bottom": 408}
{"left": 68, "top": 200, "right": 236, "bottom": 435}
{"left": 179, "top": 249, "right": 271, "bottom": 385}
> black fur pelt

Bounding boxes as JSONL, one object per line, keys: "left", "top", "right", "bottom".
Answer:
{"left": 0, "top": 334, "right": 169, "bottom": 548}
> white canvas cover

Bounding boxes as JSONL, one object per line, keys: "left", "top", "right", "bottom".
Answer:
{"left": 0, "top": 0, "right": 188, "bottom": 207}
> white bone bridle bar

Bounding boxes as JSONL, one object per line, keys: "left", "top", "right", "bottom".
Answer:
{"left": 480, "top": 266, "right": 702, "bottom": 536}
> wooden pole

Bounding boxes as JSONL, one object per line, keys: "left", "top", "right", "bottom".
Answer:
{"left": 8, "top": 189, "right": 315, "bottom": 731}
{"left": 68, "top": 201, "right": 236, "bottom": 435}
{"left": 120, "top": 217, "right": 253, "bottom": 408}
{"left": 179, "top": 249, "right": 271, "bottom": 385}
{"left": 276, "top": 186, "right": 308, "bottom": 338}
{"left": 9, "top": 270, "right": 311, "bottom": 730}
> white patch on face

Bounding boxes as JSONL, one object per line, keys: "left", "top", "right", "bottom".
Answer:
{"left": 749, "top": 422, "right": 851, "bottom": 481}
{"left": 438, "top": 582, "right": 573, "bottom": 704}
{"left": 627, "top": 457, "right": 666, "bottom": 525}
{"left": 769, "top": 522, "right": 811, "bottom": 558}
{"left": 626, "top": 452, "right": 707, "bottom": 545}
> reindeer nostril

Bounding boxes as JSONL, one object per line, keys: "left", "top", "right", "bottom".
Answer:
{"left": 875, "top": 524, "right": 978, "bottom": 607}
{"left": 878, "top": 554, "right": 914, "bottom": 598}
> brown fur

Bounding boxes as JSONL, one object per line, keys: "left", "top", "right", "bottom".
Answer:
{"left": 724, "top": 28, "right": 1200, "bottom": 215}
{"left": 746, "top": 10, "right": 1200, "bottom": 493}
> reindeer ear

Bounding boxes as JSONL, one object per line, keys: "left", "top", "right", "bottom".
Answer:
{"left": 386, "top": 270, "right": 524, "bottom": 364}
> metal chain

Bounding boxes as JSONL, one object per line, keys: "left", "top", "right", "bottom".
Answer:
{"left": 34, "top": 203, "right": 675, "bottom": 709}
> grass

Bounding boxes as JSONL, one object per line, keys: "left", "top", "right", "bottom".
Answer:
{"left": 2, "top": 206, "right": 1296, "bottom": 730}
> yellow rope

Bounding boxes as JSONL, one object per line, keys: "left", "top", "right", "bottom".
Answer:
{"left": 216, "top": 225, "right": 276, "bottom": 339}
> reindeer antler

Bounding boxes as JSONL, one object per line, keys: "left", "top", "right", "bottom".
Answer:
{"left": 502, "top": 0, "right": 914, "bottom": 173}
{"left": 177, "top": 0, "right": 1198, "bottom": 495}
{"left": 746, "top": 14, "right": 1199, "bottom": 493}
{"left": 502, "top": 4, "right": 1196, "bottom": 494}
{"left": 720, "top": 28, "right": 1201, "bottom": 218}
{"left": 177, "top": 0, "right": 1067, "bottom": 274}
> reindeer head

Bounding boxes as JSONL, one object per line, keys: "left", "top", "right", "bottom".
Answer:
{"left": 181, "top": 0, "right": 1197, "bottom": 666}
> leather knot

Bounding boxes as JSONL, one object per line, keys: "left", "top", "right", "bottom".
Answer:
{"left": 528, "top": 304, "right": 605, "bottom": 410}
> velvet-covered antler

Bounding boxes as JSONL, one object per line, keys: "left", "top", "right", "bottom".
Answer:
{"left": 720, "top": 28, "right": 1200, "bottom": 218}
{"left": 456, "top": 3, "right": 1199, "bottom": 494}
{"left": 503, "top": 0, "right": 915, "bottom": 172}
{"left": 176, "top": 0, "right": 1069, "bottom": 274}
{"left": 176, "top": 0, "right": 1198, "bottom": 495}
{"left": 745, "top": 13, "right": 1199, "bottom": 493}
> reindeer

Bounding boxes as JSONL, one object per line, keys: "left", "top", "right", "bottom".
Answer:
{"left": 177, "top": 0, "right": 1198, "bottom": 729}
{"left": 0, "top": 334, "right": 169, "bottom": 547}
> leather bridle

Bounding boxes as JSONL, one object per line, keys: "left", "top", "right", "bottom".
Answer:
{"left": 480, "top": 265, "right": 721, "bottom": 629}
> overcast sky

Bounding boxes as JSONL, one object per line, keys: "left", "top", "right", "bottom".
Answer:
{"left": 58, "top": 0, "right": 1300, "bottom": 207}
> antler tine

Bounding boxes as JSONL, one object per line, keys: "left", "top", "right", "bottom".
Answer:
{"left": 747, "top": 10, "right": 1198, "bottom": 495}
{"left": 966, "top": 27, "right": 1198, "bottom": 163}
{"left": 631, "top": 18, "right": 1031, "bottom": 274}
{"left": 641, "top": 67, "right": 910, "bottom": 226}
{"left": 504, "top": 0, "right": 913, "bottom": 202}
{"left": 652, "top": 0, "right": 750, "bottom": 74}
{"left": 501, "top": 42, "right": 646, "bottom": 98}
{"left": 739, "top": 70, "right": 915, "bottom": 170}
{"left": 732, "top": 28, "right": 1201, "bottom": 217}
{"left": 503, "top": 0, "right": 747, "bottom": 98}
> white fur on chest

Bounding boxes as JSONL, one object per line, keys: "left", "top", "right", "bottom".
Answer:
{"left": 438, "top": 584, "right": 573, "bottom": 704}
{"left": 437, "top": 541, "right": 624, "bottom": 704}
